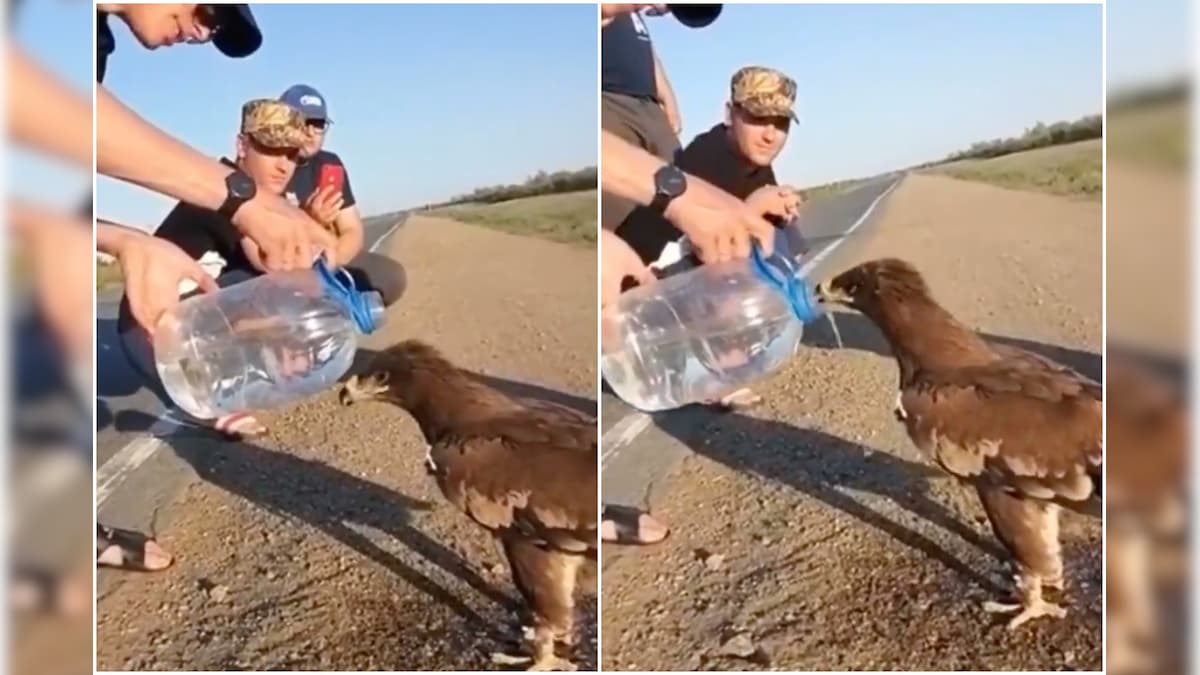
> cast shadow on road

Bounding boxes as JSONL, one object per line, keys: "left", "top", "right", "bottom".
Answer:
{"left": 647, "top": 315, "right": 1108, "bottom": 594}
{"left": 653, "top": 412, "right": 1007, "bottom": 594}
{"left": 117, "top": 407, "right": 514, "bottom": 638}
{"left": 800, "top": 311, "right": 1104, "bottom": 383}
{"left": 109, "top": 344, "right": 596, "bottom": 643}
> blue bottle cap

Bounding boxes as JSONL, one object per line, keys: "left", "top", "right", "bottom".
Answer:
{"left": 313, "top": 256, "right": 383, "bottom": 334}
{"left": 749, "top": 228, "right": 822, "bottom": 323}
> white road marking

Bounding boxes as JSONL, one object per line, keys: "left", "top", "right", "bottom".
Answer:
{"left": 600, "top": 177, "right": 904, "bottom": 471}
{"left": 96, "top": 218, "right": 407, "bottom": 509}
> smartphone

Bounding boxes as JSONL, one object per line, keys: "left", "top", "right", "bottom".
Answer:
{"left": 318, "top": 163, "right": 345, "bottom": 193}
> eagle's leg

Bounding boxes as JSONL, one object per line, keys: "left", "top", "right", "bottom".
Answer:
{"left": 338, "top": 373, "right": 390, "bottom": 406}
{"left": 976, "top": 491, "right": 1067, "bottom": 629}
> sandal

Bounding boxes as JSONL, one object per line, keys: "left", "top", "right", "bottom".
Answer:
{"left": 601, "top": 504, "right": 670, "bottom": 545}
{"left": 96, "top": 523, "right": 173, "bottom": 572}
{"left": 11, "top": 566, "right": 87, "bottom": 616}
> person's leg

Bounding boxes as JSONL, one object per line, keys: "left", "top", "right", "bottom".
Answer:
{"left": 343, "top": 250, "right": 407, "bottom": 307}
{"left": 601, "top": 92, "right": 658, "bottom": 232}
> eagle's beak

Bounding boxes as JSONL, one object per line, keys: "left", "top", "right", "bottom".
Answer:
{"left": 815, "top": 279, "right": 853, "bottom": 305}
{"left": 339, "top": 373, "right": 390, "bottom": 406}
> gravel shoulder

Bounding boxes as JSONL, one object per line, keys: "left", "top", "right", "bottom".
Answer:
{"left": 95, "top": 216, "right": 598, "bottom": 671}
{"left": 600, "top": 174, "right": 1103, "bottom": 671}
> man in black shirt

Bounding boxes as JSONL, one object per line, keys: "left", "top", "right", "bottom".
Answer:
{"left": 618, "top": 65, "right": 804, "bottom": 267}
{"left": 618, "top": 66, "right": 805, "bottom": 414}
{"left": 117, "top": 98, "right": 406, "bottom": 441}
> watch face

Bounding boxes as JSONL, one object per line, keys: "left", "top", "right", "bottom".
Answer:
{"left": 227, "top": 171, "right": 256, "bottom": 199}
{"left": 658, "top": 166, "right": 687, "bottom": 197}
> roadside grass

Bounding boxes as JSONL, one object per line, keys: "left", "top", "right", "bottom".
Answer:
{"left": 1106, "top": 100, "right": 1188, "bottom": 173}
{"left": 426, "top": 190, "right": 597, "bottom": 246}
{"left": 924, "top": 139, "right": 1102, "bottom": 199}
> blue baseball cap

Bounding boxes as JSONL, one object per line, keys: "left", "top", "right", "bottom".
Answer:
{"left": 280, "top": 84, "right": 331, "bottom": 122}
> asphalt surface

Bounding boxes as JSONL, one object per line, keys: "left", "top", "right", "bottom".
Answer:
{"left": 601, "top": 174, "right": 904, "bottom": 508}
{"left": 95, "top": 215, "right": 408, "bottom": 543}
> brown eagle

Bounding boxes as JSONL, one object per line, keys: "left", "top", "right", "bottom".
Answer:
{"left": 338, "top": 340, "right": 596, "bottom": 671}
{"left": 815, "top": 258, "right": 1101, "bottom": 629}
{"left": 1104, "top": 355, "right": 1187, "bottom": 672}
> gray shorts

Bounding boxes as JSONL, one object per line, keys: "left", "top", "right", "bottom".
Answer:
{"left": 601, "top": 92, "right": 681, "bottom": 232}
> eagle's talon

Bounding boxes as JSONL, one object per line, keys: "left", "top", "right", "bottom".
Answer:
{"left": 527, "top": 655, "right": 577, "bottom": 671}
{"left": 982, "top": 600, "right": 1022, "bottom": 614}
{"left": 491, "top": 651, "right": 532, "bottom": 666}
{"left": 983, "top": 598, "right": 1067, "bottom": 629}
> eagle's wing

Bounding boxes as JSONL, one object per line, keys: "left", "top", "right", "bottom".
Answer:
{"left": 989, "top": 342, "right": 1103, "bottom": 400}
{"left": 431, "top": 420, "right": 597, "bottom": 553}
{"left": 900, "top": 357, "right": 1102, "bottom": 514}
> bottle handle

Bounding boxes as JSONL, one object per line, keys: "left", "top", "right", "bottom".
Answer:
{"left": 313, "top": 255, "right": 379, "bottom": 334}
{"left": 749, "top": 232, "right": 820, "bottom": 323}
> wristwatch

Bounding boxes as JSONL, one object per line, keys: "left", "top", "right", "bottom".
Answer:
{"left": 649, "top": 164, "right": 687, "bottom": 214}
{"left": 217, "top": 169, "right": 257, "bottom": 220}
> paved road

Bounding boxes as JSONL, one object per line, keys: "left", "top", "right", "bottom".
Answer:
{"left": 601, "top": 174, "right": 904, "bottom": 508}
{"left": 95, "top": 215, "right": 408, "bottom": 531}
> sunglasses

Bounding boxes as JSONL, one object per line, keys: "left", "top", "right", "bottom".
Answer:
{"left": 306, "top": 119, "right": 330, "bottom": 132}
{"left": 247, "top": 137, "right": 300, "bottom": 161}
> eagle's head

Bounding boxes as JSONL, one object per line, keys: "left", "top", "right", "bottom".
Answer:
{"left": 815, "top": 258, "right": 932, "bottom": 316}
{"left": 339, "top": 339, "right": 455, "bottom": 411}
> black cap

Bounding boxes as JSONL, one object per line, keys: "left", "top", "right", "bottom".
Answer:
{"left": 211, "top": 4, "right": 262, "bottom": 58}
{"left": 668, "top": 4, "right": 722, "bottom": 28}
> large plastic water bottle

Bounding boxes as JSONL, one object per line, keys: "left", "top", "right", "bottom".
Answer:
{"left": 152, "top": 259, "right": 384, "bottom": 419}
{"left": 601, "top": 230, "right": 823, "bottom": 412}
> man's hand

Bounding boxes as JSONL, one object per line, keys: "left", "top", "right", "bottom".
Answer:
{"left": 663, "top": 174, "right": 776, "bottom": 263}
{"left": 600, "top": 4, "right": 665, "bottom": 26}
{"left": 746, "top": 185, "right": 803, "bottom": 221}
{"left": 241, "top": 215, "right": 337, "bottom": 271}
{"left": 303, "top": 184, "right": 344, "bottom": 228}
{"left": 101, "top": 225, "right": 220, "bottom": 334}
{"left": 231, "top": 192, "right": 337, "bottom": 271}
{"left": 601, "top": 229, "right": 656, "bottom": 308}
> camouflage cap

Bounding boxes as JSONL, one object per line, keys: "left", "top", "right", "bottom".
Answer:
{"left": 730, "top": 66, "right": 798, "bottom": 121}
{"left": 240, "top": 99, "right": 307, "bottom": 149}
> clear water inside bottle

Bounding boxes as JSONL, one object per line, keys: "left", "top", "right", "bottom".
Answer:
{"left": 601, "top": 257, "right": 810, "bottom": 412}
{"left": 153, "top": 269, "right": 383, "bottom": 419}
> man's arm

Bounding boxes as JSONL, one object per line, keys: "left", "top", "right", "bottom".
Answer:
{"left": 96, "top": 85, "right": 232, "bottom": 210}
{"left": 653, "top": 51, "right": 682, "bottom": 135}
{"left": 8, "top": 45, "right": 94, "bottom": 169}
{"left": 601, "top": 130, "right": 775, "bottom": 261}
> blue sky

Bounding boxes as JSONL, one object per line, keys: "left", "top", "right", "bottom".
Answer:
{"left": 83, "top": 4, "right": 596, "bottom": 227}
{"left": 6, "top": 2, "right": 1190, "bottom": 221}
{"left": 644, "top": 3, "right": 1105, "bottom": 187}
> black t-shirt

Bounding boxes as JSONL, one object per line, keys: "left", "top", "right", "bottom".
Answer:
{"left": 616, "top": 123, "right": 779, "bottom": 264}
{"left": 153, "top": 157, "right": 254, "bottom": 271}
{"left": 601, "top": 12, "right": 657, "bottom": 101}
{"left": 97, "top": 11, "right": 115, "bottom": 84}
{"left": 285, "top": 150, "right": 357, "bottom": 209}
